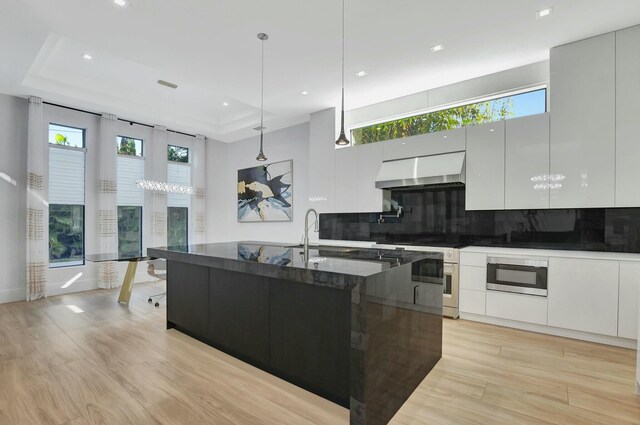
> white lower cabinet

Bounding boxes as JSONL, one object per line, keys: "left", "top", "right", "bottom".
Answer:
{"left": 459, "top": 264, "right": 486, "bottom": 315}
{"left": 548, "top": 257, "right": 619, "bottom": 336}
{"left": 619, "top": 262, "right": 640, "bottom": 339}
{"left": 486, "top": 291, "right": 547, "bottom": 325}
{"left": 459, "top": 289, "right": 485, "bottom": 315}
{"left": 460, "top": 265, "right": 485, "bottom": 291}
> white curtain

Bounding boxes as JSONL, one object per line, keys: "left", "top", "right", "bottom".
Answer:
{"left": 149, "top": 125, "right": 168, "bottom": 248}
{"left": 97, "top": 113, "right": 119, "bottom": 289}
{"left": 191, "top": 135, "right": 206, "bottom": 244}
{"left": 26, "top": 96, "right": 48, "bottom": 301}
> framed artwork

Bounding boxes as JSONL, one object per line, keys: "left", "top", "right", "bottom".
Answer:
{"left": 237, "top": 159, "right": 293, "bottom": 222}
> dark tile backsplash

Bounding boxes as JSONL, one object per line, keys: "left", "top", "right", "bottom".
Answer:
{"left": 319, "top": 187, "right": 640, "bottom": 253}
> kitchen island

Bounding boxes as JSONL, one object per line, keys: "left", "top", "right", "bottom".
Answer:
{"left": 147, "top": 242, "right": 443, "bottom": 425}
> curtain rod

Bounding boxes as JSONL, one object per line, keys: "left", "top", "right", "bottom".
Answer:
{"left": 42, "top": 101, "right": 199, "bottom": 139}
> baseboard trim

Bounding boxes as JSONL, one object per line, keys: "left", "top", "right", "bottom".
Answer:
{"left": 460, "top": 312, "right": 637, "bottom": 349}
{"left": 0, "top": 287, "right": 25, "bottom": 303}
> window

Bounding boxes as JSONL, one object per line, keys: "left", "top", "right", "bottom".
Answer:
{"left": 117, "top": 145, "right": 145, "bottom": 255}
{"left": 168, "top": 144, "right": 189, "bottom": 163}
{"left": 49, "top": 205, "right": 84, "bottom": 266}
{"left": 118, "top": 206, "right": 142, "bottom": 255}
{"left": 168, "top": 207, "right": 188, "bottom": 247}
{"left": 48, "top": 124, "right": 85, "bottom": 267}
{"left": 167, "top": 161, "right": 190, "bottom": 246}
{"left": 167, "top": 162, "right": 191, "bottom": 209}
{"left": 351, "top": 88, "right": 547, "bottom": 145}
{"left": 49, "top": 123, "right": 85, "bottom": 148}
{"left": 117, "top": 136, "right": 143, "bottom": 157}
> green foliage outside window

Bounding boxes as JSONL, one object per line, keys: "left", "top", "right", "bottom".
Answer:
{"left": 49, "top": 205, "right": 84, "bottom": 265}
{"left": 48, "top": 124, "right": 85, "bottom": 148}
{"left": 55, "top": 133, "right": 69, "bottom": 146}
{"left": 168, "top": 145, "right": 189, "bottom": 163}
{"left": 117, "top": 136, "right": 143, "bottom": 156}
{"left": 118, "top": 206, "right": 143, "bottom": 255}
{"left": 352, "top": 99, "right": 513, "bottom": 145}
{"left": 168, "top": 207, "right": 188, "bottom": 247}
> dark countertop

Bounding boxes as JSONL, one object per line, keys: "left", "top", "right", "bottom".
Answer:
{"left": 147, "top": 241, "right": 441, "bottom": 290}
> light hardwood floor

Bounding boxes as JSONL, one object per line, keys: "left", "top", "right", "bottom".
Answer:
{"left": 0, "top": 282, "right": 638, "bottom": 425}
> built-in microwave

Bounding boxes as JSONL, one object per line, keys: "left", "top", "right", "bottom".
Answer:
{"left": 486, "top": 256, "right": 548, "bottom": 297}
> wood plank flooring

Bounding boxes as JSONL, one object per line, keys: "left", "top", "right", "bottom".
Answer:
{"left": 0, "top": 282, "right": 637, "bottom": 424}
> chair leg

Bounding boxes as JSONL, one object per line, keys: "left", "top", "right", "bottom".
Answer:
{"left": 148, "top": 291, "right": 167, "bottom": 307}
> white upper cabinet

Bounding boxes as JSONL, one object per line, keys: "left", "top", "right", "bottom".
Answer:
{"left": 357, "top": 142, "right": 383, "bottom": 212}
{"left": 505, "top": 113, "right": 550, "bottom": 210}
{"left": 615, "top": 26, "right": 640, "bottom": 207}
{"left": 334, "top": 147, "right": 359, "bottom": 213}
{"left": 308, "top": 108, "right": 337, "bottom": 213}
{"left": 550, "top": 33, "right": 616, "bottom": 208}
{"left": 548, "top": 257, "right": 619, "bottom": 336}
{"left": 382, "top": 128, "right": 465, "bottom": 161}
{"left": 466, "top": 120, "right": 505, "bottom": 210}
{"left": 618, "top": 261, "right": 640, "bottom": 339}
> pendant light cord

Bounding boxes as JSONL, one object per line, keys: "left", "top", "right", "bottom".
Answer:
{"left": 261, "top": 37, "right": 265, "bottom": 137}
{"left": 341, "top": 0, "right": 345, "bottom": 121}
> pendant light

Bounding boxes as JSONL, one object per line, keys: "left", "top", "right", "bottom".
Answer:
{"left": 256, "top": 32, "right": 269, "bottom": 161}
{"left": 335, "top": 0, "right": 350, "bottom": 146}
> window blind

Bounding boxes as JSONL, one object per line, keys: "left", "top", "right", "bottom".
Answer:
{"left": 49, "top": 147, "right": 85, "bottom": 205}
{"left": 117, "top": 156, "right": 145, "bottom": 206}
{"left": 167, "top": 162, "right": 191, "bottom": 208}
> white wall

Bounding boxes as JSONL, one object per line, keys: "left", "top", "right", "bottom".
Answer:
{"left": 0, "top": 93, "right": 28, "bottom": 303}
{"left": 206, "top": 123, "right": 311, "bottom": 244}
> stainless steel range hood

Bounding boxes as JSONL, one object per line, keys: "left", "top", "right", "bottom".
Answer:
{"left": 375, "top": 151, "right": 466, "bottom": 189}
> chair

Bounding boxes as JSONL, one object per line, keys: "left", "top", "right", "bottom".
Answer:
{"left": 146, "top": 259, "right": 167, "bottom": 307}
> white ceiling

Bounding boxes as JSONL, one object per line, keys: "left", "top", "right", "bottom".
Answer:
{"left": 1, "top": 0, "right": 640, "bottom": 142}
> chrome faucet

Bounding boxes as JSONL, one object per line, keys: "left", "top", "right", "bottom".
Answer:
{"left": 303, "top": 208, "right": 319, "bottom": 261}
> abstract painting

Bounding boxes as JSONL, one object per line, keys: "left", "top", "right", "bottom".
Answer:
{"left": 237, "top": 160, "right": 293, "bottom": 222}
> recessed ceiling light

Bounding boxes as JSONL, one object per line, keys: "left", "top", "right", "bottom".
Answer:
{"left": 536, "top": 7, "right": 552, "bottom": 18}
{"left": 430, "top": 44, "right": 445, "bottom": 53}
{"left": 81, "top": 53, "right": 93, "bottom": 60}
{"left": 301, "top": 91, "right": 309, "bottom": 96}
{"left": 223, "top": 102, "right": 229, "bottom": 106}
{"left": 114, "top": 0, "right": 128, "bottom": 7}
{"left": 355, "top": 70, "right": 367, "bottom": 78}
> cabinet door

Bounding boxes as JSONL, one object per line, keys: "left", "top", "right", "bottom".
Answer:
{"left": 459, "top": 289, "right": 485, "bottom": 315}
{"left": 466, "top": 121, "right": 505, "bottom": 210}
{"left": 269, "top": 278, "right": 351, "bottom": 405}
{"left": 382, "top": 128, "right": 466, "bottom": 161}
{"left": 460, "top": 265, "right": 486, "bottom": 291}
{"left": 486, "top": 291, "right": 547, "bottom": 325}
{"left": 334, "top": 147, "right": 358, "bottom": 213}
{"left": 618, "top": 262, "right": 640, "bottom": 339}
{"left": 548, "top": 258, "right": 619, "bottom": 336}
{"left": 356, "top": 142, "right": 383, "bottom": 212}
{"left": 505, "top": 114, "right": 550, "bottom": 209}
{"left": 550, "top": 33, "right": 616, "bottom": 208}
{"left": 209, "top": 269, "right": 270, "bottom": 365}
{"left": 308, "top": 108, "right": 337, "bottom": 213}
{"left": 616, "top": 26, "right": 640, "bottom": 207}
{"left": 166, "top": 261, "right": 210, "bottom": 339}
